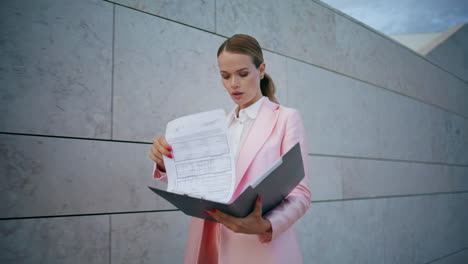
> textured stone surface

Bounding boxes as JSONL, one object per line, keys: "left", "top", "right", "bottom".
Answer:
{"left": 425, "top": 24, "right": 468, "bottom": 83}
{"left": 308, "top": 156, "right": 343, "bottom": 201}
{"left": 381, "top": 193, "right": 468, "bottom": 263}
{"left": 0, "top": 134, "right": 174, "bottom": 218}
{"left": 287, "top": 57, "right": 468, "bottom": 164}
{"left": 113, "top": 6, "right": 231, "bottom": 142}
{"left": 0, "top": 0, "right": 113, "bottom": 138}
{"left": 287, "top": 57, "right": 379, "bottom": 158}
{"left": 342, "top": 158, "right": 468, "bottom": 199}
{"left": 430, "top": 248, "right": 468, "bottom": 264}
{"left": 296, "top": 198, "right": 385, "bottom": 263}
{"left": 110, "top": 0, "right": 215, "bottom": 31}
{"left": 309, "top": 155, "right": 468, "bottom": 201}
{"left": 296, "top": 193, "right": 468, "bottom": 263}
{"left": 217, "top": 0, "right": 336, "bottom": 74}
{"left": 112, "top": 6, "right": 288, "bottom": 142}
{"left": 0, "top": 215, "right": 109, "bottom": 264}
{"left": 375, "top": 88, "right": 468, "bottom": 164}
{"left": 263, "top": 51, "right": 288, "bottom": 104}
{"left": 111, "top": 211, "right": 190, "bottom": 264}
{"left": 216, "top": 0, "right": 468, "bottom": 118}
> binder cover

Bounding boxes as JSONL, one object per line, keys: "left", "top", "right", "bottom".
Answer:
{"left": 148, "top": 143, "right": 304, "bottom": 220}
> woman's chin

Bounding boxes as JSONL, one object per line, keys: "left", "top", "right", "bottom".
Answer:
{"left": 230, "top": 96, "right": 244, "bottom": 105}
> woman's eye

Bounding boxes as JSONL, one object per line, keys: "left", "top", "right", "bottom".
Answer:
{"left": 222, "top": 75, "right": 230, "bottom": 80}
{"left": 239, "top": 72, "right": 249, "bottom": 77}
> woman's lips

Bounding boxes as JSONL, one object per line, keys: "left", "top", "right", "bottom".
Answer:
{"left": 232, "top": 92, "right": 243, "bottom": 99}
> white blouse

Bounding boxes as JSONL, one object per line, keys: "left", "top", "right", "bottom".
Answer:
{"left": 227, "top": 96, "right": 265, "bottom": 162}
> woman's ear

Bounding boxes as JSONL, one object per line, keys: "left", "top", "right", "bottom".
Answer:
{"left": 259, "top": 62, "right": 266, "bottom": 76}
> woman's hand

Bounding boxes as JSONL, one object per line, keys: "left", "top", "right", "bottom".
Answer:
{"left": 148, "top": 136, "right": 172, "bottom": 172}
{"left": 204, "top": 196, "right": 272, "bottom": 235}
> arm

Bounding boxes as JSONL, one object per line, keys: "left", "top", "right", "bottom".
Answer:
{"left": 260, "top": 109, "right": 311, "bottom": 242}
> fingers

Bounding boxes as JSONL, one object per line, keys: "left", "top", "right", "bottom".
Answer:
{"left": 204, "top": 209, "right": 239, "bottom": 231}
{"left": 250, "top": 196, "right": 263, "bottom": 218}
{"left": 156, "top": 136, "right": 172, "bottom": 158}
{"left": 158, "top": 136, "right": 170, "bottom": 150}
{"left": 149, "top": 136, "right": 172, "bottom": 169}
{"left": 211, "top": 209, "right": 235, "bottom": 223}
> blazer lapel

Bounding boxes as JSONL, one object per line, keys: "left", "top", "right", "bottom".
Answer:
{"left": 235, "top": 98, "right": 280, "bottom": 187}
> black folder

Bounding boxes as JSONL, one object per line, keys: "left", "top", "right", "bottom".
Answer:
{"left": 148, "top": 143, "right": 304, "bottom": 220}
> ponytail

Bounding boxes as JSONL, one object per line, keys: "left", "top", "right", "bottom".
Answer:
{"left": 260, "top": 73, "right": 279, "bottom": 104}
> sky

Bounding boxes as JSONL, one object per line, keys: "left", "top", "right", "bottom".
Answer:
{"left": 320, "top": 0, "right": 468, "bottom": 35}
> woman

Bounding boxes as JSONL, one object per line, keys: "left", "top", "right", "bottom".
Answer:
{"left": 149, "top": 34, "right": 310, "bottom": 264}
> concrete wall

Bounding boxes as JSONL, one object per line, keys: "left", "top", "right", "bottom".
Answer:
{"left": 423, "top": 23, "right": 468, "bottom": 83}
{"left": 1, "top": 0, "right": 467, "bottom": 263}
{"left": 389, "top": 32, "right": 442, "bottom": 54}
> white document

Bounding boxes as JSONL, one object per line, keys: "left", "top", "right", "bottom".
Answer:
{"left": 163, "top": 109, "right": 236, "bottom": 203}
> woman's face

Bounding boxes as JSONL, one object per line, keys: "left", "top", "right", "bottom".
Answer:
{"left": 218, "top": 51, "right": 265, "bottom": 110}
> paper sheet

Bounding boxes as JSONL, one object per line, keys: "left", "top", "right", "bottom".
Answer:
{"left": 163, "top": 109, "right": 235, "bottom": 203}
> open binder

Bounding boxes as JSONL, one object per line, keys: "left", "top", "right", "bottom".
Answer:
{"left": 148, "top": 143, "right": 304, "bottom": 220}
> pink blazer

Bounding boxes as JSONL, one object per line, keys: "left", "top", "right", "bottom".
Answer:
{"left": 154, "top": 98, "right": 311, "bottom": 264}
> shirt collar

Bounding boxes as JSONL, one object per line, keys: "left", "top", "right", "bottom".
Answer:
{"left": 228, "top": 96, "right": 265, "bottom": 124}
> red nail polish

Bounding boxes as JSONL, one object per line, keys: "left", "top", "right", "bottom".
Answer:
{"left": 257, "top": 196, "right": 262, "bottom": 202}
{"left": 210, "top": 208, "right": 217, "bottom": 213}
{"left": 167, "top": 154, "right": 173, "bottom": 159}
{"left": 166, "top": 146, "right": 172, "bottom": 151}
{"left": 204, "top": 211, "right": 210, "bottom": 216}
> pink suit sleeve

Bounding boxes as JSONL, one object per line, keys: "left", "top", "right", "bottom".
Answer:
{"left": 153, "top": 163, "right": 168, "bottom": 183}
{"left": 259, "top": 109, "right": 311, "bottom": 243}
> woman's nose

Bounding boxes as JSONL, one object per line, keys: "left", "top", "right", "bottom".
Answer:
{"left": 230, "top": 76, "right": 240, "bottom": 88}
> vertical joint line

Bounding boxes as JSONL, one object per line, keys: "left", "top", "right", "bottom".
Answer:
{"left": 214, "top": 0, "right": 217, "bottom": 33}
{"left": 110, "top": 5, "right": 116, "bottom": 140}
{"left": 109, "top": 215, "right": 112, "bottom": 264}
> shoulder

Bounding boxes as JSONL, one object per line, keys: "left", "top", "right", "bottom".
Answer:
{"left": 276, "top": 104, "right": 303, "bottom": 124}
{"left": 263, "top": 97, "right": 301, "bottom": 118}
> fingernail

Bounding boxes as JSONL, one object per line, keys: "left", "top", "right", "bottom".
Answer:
{"left": 167, "top": 154, "right": 173, "bottom": 159}
{"left": 166, "top": 146, "right": 172, "bottom": 151}
{"left": 257, "top": 196, "right": 262, "bottom": 202}
{"left": 204, "top": 211, "right": 210, "bottom": 216}
{"left": 210, "top": 208, "right": 217, "bottom": 213}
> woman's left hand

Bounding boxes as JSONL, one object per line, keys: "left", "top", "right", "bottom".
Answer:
{"left": 204, "top": 196, "right": 272, "bottom": 235}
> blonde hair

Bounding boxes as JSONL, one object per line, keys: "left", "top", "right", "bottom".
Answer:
{"left": 217, "top": 34, "right": 279, "bottom": 104}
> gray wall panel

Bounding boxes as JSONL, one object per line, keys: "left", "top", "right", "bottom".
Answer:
{"left": 109, "top": 0, "right": 215, "bottom": 32}
{"left": 263, "top": 51, "right": 288, "bottom": 104}
{"left": 381, "top": 193, "right": 468, "bottom": 263}
{"left": 296, "top": 199, "right": 385, "bottom": 263}
{"left": 296, "top": 193, "right": 468, "bottom": 263}
{"left": 334, "top": 13, "right": 468, "bottom": 118}
{"left": 287, "top": 57, "right": 468, "bottom": 164}
{"left": 0, "top": 134, "right": 174, "bottom": 218}
{"left": 375, "top": 88, "right": 468, "bottom": 164}
{"left": 341, "top": 159, "right": 468, "bottom": 199}
{"left": 113, "top": 6, "right": 289, "bottom": 142}
{"left": 0, "top": 0, "right": 113, "bottom": 139}
{"left": 309, "top": 156, "right": 344, "bottom": 201}
{"left": 113, "top": 6, "right": 231, "bottom": 142}
{"left": 431, "top": 248, "right": 468, "bottom": 264}
{"left": 309, "top": 155, "right": 468, "bottom": 201}
{"left": 111, "top": 211, "right": 190, "bottom": 264}
{"left": 426, "top": 24, "right": 468, "bottom": 83}
{"left": 287, "top": 58, "right": 379, "bottom": 159}
{"left": 216, "top": 0, "right": 468, "bottom": 118}
{"left": 0, "top": 215, "right": 109, "bottom": 264}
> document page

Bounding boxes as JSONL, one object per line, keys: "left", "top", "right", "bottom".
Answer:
{"left": 163, "top": 109, "right": 235, "bottom": 203}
